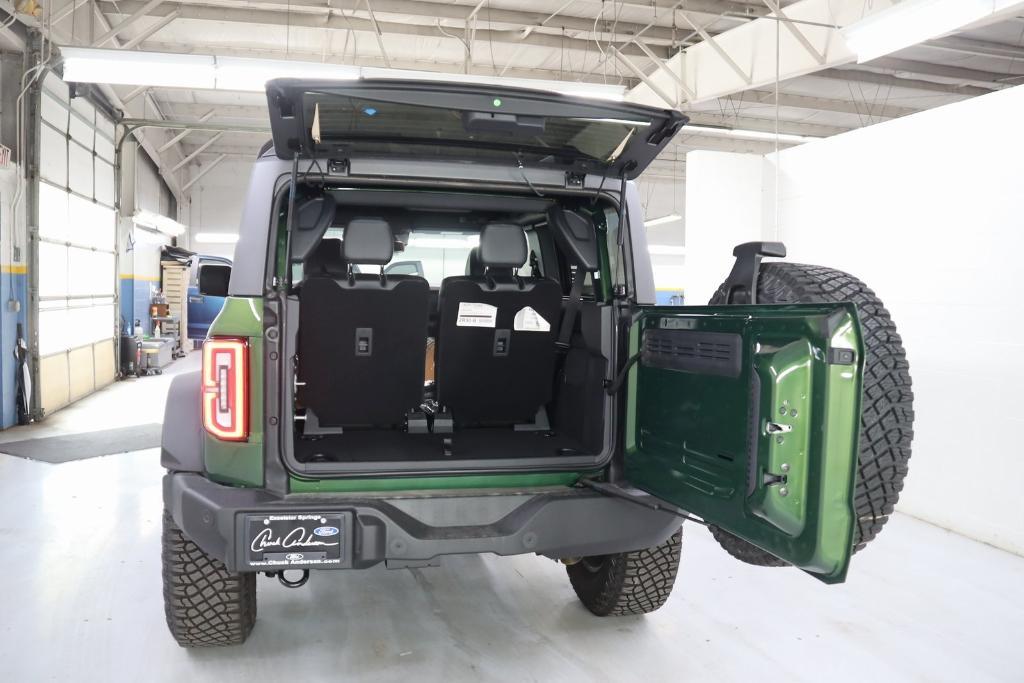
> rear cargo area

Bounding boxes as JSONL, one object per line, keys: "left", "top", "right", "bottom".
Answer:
{"left": 284, "top": 188, "right": 613, "bottom": 471}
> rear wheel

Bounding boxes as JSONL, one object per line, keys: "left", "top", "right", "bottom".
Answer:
{"left": 709, "top": 263, "right": 915, "bottom": 564}
{"left": 567, "top": 528, "right": 682, "bottom": 616}
{"left": 162, "top": 511, "right": 257, "bottom": 647}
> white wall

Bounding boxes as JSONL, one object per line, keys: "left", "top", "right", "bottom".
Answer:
{"left": 184, "top": 158, "right": 254, "bottom": 259}
{"left": 685, "top": 84, "right": 1024, "bottom": 555}
{"left": 636, "top": 174, "right": 687, "bottom": 301}
{"left": 684, "top": 152, "right": 766, "bottom": 305}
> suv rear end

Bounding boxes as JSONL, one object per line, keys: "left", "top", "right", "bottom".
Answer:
{"left": 161, "top": 77, "right": 907, "bottom": 647}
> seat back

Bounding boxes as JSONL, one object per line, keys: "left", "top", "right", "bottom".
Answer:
{"left": 298, "top": 219, "right": 429, "bottom": 428}
{"left": 436, "top": 224, "right": 561, "bottom": 424}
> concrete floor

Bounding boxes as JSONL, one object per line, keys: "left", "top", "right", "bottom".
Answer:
{"left": 1, "top": 355, "right": 1022, "bottom": 682}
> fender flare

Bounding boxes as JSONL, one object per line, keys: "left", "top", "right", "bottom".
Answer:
{"left": 161, "top": 370, "right": 204, "bottom": 472}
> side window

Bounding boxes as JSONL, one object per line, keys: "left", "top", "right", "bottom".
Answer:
{"left": 603, "top": 207, "right": 627, "bottom": 293}
{"left": 384, "top": 261, "right": 424, "bottom": 277}
{"left": 525, "top": 229, "right": 544, "bottom": 278}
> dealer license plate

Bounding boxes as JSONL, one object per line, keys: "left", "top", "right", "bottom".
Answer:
{"left": 245, "top": 513, "right": 344, "bottom": 568}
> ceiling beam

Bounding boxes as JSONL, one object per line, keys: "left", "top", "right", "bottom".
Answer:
{"left": 0, "top": 3, "right": 26, "bottom": 51}
{"left": 173, "top": 0, "right": 689, "bottom": 42}
{"left": 862, "top": 57, "right": 1019, "bottom": 87}
{"left": 726, "top": 89, "right": 919, "bottom": 119}
{"left": 181, "top": 153, "right": 227, "bottom": 192}
{"left": 120, "top": 10, "right": 179, "bottom": 49}
{"left": 819, "top": 67, "right": 995, "bottom": 97}
{"left": 138, "top": 38, "right": 644, "bottom": 85}
{"left": 157, "top": 110, "right": 216, "bottom": 152}
{"left": 96, "top": 1, "right": 675, "bottom": 56}
{"left": 627, "top": 0, "right": 899, "bottom": 106}
{"left": 50, "top": 0, "right": 89, "bottom": 25}
{"left": 170, "top": 132, "right": 223, "bottom": 172}
{"left": 613, "top": 49, "right": 678, "bottom": 107}
{"left": 106, "top": 0, "right": 762, "bottom": 42}
{"left": 762, "top": 0, "right": 825, "bottom": 65}
{"left": 685, "top": 112, "right": 848, "bottom": 138}
{"left": 923, "top": 35, "right": 1024, "bottom": 60}
{"left": 93, "top": 0, "right": 166, "bottom": 47}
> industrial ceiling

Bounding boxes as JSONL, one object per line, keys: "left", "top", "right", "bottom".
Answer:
{"left": 2, "top": 0, "right": 1023, "bottom": 197}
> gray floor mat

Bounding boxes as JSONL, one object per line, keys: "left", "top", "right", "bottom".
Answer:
{"left": 0, "top": 423, "right": 162, "bottom": 463}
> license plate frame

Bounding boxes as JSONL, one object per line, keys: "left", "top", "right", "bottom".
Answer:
{"left": 243, "top": 512, "right": 347, "bottom": 569}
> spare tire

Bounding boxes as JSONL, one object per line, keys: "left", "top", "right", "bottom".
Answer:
{"left": 708, "top": 262, "right": 914, "bottom": 564}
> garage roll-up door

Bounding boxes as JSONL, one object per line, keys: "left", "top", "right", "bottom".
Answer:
{"left": 34, "top": 72, "right": 117, "bottom": 416}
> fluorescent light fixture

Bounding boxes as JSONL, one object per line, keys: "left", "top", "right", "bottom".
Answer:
{"left": 59, "top": 47, "right": 625, "bottom": 100}
{"left": 683, "top": 124, "right": 819, "bottom": 145}
{"left": 63, "top": 49, "right": 215, "bottom": 89}
{"left": 195, "top": 232, "right": 239, "bottom": 244}
{"left": 407, "top": 234, "right": 480, "bottom": 249}
{"left": 841, "top": 0, "right": 1024, "bottom": 64}
{"left": 133, "top": 209, "right": 186, "bottom": 237}
{"left": 648, "top": 245, "right": 687, "bottom": 256}
{"left": 645, "top": 214, "right": 683, "bottom": 228}
{"left": 215, "top": 56, "right": 360, "bottom": 92}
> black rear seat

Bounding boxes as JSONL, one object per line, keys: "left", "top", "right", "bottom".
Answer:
{"left": 435, "top": 224, "right": 561, "bottom": 425}
{"left": 298, "top": 219, "right": 429, "bottom": 428}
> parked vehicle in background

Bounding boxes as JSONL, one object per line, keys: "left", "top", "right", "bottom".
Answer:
{"left": 187, "top": 255, "right": 232, "bottom": 340}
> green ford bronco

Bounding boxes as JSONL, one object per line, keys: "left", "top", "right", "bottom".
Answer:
{"left": 160, "top": 78, "right": 914, "bottom": 646}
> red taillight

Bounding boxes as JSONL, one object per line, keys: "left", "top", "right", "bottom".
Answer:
{"left": 202, "top": 338, "right": 249, "bottom": 441}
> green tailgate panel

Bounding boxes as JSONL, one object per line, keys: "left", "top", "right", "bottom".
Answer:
{"left": 626, "top": 304, "right": 863, "bottom": 583}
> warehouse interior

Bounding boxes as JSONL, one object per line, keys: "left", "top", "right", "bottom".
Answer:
{"left": 0, "top": 0, "right": 1022, "bottom": 680}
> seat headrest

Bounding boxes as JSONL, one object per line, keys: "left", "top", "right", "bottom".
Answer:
{"left": 305, "top": 238, "right": 346, "bottom": 277}
{"left": 343, "top": 218, "right": 394, "bottom": 265}
{"left": 464, "top": 247, "right": 484, "bottom": 277}
{"left": 479, "top": 223, "right": 527, "bottom": 270}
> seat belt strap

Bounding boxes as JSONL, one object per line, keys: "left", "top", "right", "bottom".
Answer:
{"left": 556, "top": 266, "right": 587, "bottom": 352}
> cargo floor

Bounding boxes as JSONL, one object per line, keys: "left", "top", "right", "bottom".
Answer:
{"left": 293, "top": 427, "right": 589, "bottom": 463}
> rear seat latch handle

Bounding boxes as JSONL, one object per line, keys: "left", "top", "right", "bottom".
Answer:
{"left": 493, "top": 329, "right": 510, "bottom": 357}
{"left": 355, "top": 327, "right": 373, "bottom": 356}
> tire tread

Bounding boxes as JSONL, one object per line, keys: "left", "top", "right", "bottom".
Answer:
{"left": 162, "top": 511, "right": 256, "bottom": 647}
{"left": 568, "top": 529, "right": 682, "bottom": 616}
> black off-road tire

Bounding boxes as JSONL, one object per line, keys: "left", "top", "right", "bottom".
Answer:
{"left": 567, "top": 528, "right": 682, "bottom": 616}
{"left": 709, "top": 263, "right": 914, "bottom": 564}
{"left": 162, "top": 511, "right": 257, "bottom": 647}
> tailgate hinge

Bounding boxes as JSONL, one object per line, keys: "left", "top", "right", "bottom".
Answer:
{"left": 578, "top": 479, "right": 705, "bottom": 524}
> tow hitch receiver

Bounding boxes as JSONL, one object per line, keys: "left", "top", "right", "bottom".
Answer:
{"left": 265, "top": 569, "right": 310, "bottom": 588}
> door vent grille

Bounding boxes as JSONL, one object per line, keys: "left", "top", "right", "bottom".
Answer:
{"left": 642, "top": 329, "right": 742, "bottom": 378}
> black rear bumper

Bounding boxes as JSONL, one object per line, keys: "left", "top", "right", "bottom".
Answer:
{"left": 163, "top": 473, "right": 681, "bottom": 572}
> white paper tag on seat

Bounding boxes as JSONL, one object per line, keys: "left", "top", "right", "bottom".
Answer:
{"left": 457, "top": 302, "right": 497, "bottom": 328}
{"left": 513, "top": 306, "right": 551, "bottom": 332}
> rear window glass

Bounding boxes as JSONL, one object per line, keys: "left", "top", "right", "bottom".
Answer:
{"left": 310, "top": 227, "right": 547, "bottom": 287}
{"left": 317, "top": 228, "right": 478, "bottom": 287}
{"left": 305, "top": 93, "right": 646, "bottom": 164}
{"left": 393, "top": 232, "right": 478, "bottom": 286}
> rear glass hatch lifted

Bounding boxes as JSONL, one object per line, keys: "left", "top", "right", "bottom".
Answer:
{"left": 265, "top": 78, "right": 687, "bottom": 177}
